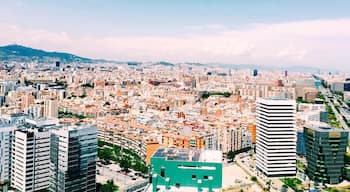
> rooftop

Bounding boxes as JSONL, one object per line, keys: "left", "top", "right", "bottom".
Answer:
{"left": 257, "top": 97, "right": 296, "bottom": 105}
{"left": 306, "top": 125, "right": 349, "bottom": 133}
{"left": 145, "top": 184, "right": 220, "bottom": 192}
{"left": 152, "top": 148, "right": 222, "bottom": 163}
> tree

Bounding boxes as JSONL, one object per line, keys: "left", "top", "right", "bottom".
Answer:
{"left": 266, "top": 180, "right": 272, "bottom": 192}
{"left": 227, "top": 150, "right": 235, "bottom": 162}
{"left": 98, "top": 148, "right": 113, "bottom": 162}
{"left": 223, "top": 92, "right": 232, "bottom": 97}
{"left": 97, "top": 180, "right": 118, "bottom": 192}
{"left": 120, "top": 156, "right": 131, "bottom": 172}
{"left": 251, "top": 176, "right": 258, "bottom": 182}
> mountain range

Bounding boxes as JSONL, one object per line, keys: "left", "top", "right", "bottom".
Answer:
{"left": 0, "top": 44, "right": 333, "bottom": 73}
{"left": 0, "top": 44, "right": 95, "bottom": 63}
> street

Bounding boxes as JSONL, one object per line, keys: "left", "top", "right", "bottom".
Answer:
{"left": 319, "top": 86, "right": 349, "bottom": 130}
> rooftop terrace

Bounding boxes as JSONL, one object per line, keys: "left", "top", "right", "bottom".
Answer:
{"left": 152, "top": 148, "right": 222, "bottom": 163}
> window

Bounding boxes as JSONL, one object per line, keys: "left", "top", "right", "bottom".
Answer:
{"left": 160, "top": 167, "right": 165, "bottom": 177}
{"left": 192, "top": 175, "right": 196, "bottom": 179}
{"left": 203, "top": 176, "right": 209, "bottom": 180}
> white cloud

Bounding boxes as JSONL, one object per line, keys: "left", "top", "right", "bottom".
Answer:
{"left": 0, "top": 18, "right": 350, "bottom": 70}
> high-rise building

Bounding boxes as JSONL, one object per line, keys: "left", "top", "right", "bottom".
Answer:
{"left": 49, "top": 124, "right": 97, "bottom": 192}
{"left": 11, "top": 128, "right": 51, "bottom": 192}
{"left": 55, "top": 61, "right": 60, "bottom": 68}
{"left": 44, "top": 99, "right": 58, "bottom": 118}
{"left": 253, "top": 69, "right": 258, "bottom": 77}
{"left": 0, "top": 121, "right": 15, "bottom": 184}
{"left": 304, "top": 126, "right": 348, "bottom": 184}
{"left": 256, "top": 98, "right": 296, "bottom": 177}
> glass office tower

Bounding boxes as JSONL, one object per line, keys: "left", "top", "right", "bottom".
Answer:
{"left": 304, "top": 126, "right": 348, "bottom": 184}
{"left": 49, "top": 124, "right": 97, "bottom": 192}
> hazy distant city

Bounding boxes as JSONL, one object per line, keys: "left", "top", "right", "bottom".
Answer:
{"left": 0, "top": 1, "right": 350, "bottom": 192}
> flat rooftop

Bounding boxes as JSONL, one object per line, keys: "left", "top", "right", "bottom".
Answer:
{"left": 307, "top": 125, "right": 349, "bottom": 133}
{"left": 146, "top": 184, "right": 220, "bottom": 192}
{"left": 152, "top": 148, "right": 222, "bottom": 163}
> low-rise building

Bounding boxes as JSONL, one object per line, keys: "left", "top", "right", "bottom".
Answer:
{"left": 148, "top": 148, "right": 222, "bottom": 192}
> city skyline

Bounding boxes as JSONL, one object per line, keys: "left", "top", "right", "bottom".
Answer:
{"left": 1, "top": 2, "right": 350, "bottom": 191}
{"left": 1, "top": 1, "right": 350, "bottom": 71}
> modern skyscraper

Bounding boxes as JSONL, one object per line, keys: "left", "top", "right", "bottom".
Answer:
{"left": 49, "top": 124, "right": 97, "bottom": 192}
{"left": 44, "top": 99, "right": 58, "bottom": 118}
{"left": 253, "top": 69, "right": 258, "bottom": 77}
{"left": 55, "top": 61, "right": 60, "bottom": 68}
{"left": 0, "top": 121, "right": 15, "bottom": 184}
{"left": 11, "top": 128, "right": 51, "bottom": 192}
{"left": 304, "top": 126, "right": 348, "bottom": 184}
{"left": 256, "top": 98, "right": 296, "bottom": 177}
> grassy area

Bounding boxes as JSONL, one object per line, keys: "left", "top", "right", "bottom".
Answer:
{"left": 58, "top": 111, "right": 87, "bottom": 119}
{"left": 98, "top": 140, "right": 148, "bottom": 173}
{"left": 326, "top": 185, "right": 350, "bottom": 192}
{"left": 280, "top": 178, "right": 303, "bottom": 192}
{"left": 296, "top": 160, "right": 306, "bottom": 172}
{"left": 326, "top": 103, "right": 342, "bottom": 129}
{"left": 317, "top": 93, "right": 326, "bottom": 101}
{"left": 201, "top": 91, "right": 232, "bottom": 99}
{"left": 296, "top": 97, "right": 313, "bottom": 104}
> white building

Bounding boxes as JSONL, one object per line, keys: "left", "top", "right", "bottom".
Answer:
{"left": 229, "top": 127, "right": 252, "bottom": 153}
{"left": 0, "top": 121, "right": 15, "bottom": 184}
{"left": 331, "top": 82, "right": 344, "bottom": 92}
{"left": 11, "top": 128, "right": 51, "bottom": 192}
{"left": 256, "top": 98, "right": 296, "bottom": 177}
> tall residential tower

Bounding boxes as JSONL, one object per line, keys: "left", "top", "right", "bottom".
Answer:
{"left": 0, "top": 121, "right": 15, "bottom": 184}
{"left": 11, "top": 128, "right": 51, "bottom": 192}
{"left": 256, "top": 98, "right": 296, "bottom": 177}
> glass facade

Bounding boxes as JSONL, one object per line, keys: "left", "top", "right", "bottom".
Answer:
{"left": 304, "top": 126, "right": 348, "bottom": 184}
{"left": 49, "top": 125, "right": 97, "bottom": 192}
{"left": 296, "top": 131, "right": 306, "bottom": 156}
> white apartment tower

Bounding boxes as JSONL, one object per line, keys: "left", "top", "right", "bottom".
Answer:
{"left": 0, "top": 122, "right": 15, "bottom": 184}
{"left": 11, "top": 128, "right": 51, "bottom": 192}
{"left": 256, "top": 98, "right": 296, "bottom": 177}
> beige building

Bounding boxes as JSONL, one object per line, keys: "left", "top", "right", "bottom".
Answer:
{"left": 44, "top": 99, "right": 58, "bottom": 118}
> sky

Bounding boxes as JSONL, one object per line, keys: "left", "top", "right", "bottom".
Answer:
{"left": 0, "top": 0, "right": 350, "bottom": 71}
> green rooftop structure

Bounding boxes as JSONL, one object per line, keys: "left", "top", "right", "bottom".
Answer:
{"left": 304, "top": 126, "right": 348, "bottom": 184}
{"left": 148, "top": 148, "right": 222, "bottom": 192}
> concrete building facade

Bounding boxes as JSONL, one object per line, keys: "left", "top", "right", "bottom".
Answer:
{"left": 256, "top": 98, "right": 297, "bottom": 177}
